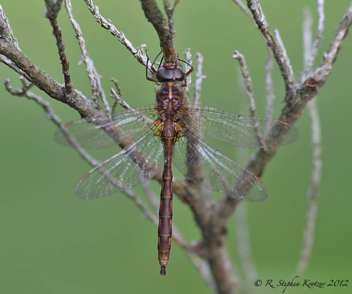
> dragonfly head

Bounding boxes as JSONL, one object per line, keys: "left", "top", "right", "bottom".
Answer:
{"left": 156, "top": 62, "right": 185, "bottom": 83}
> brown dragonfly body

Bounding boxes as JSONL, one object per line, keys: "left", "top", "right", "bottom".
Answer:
{"left": 152, "top": 63, "right": 191, "bottom": 275}
{"left": 54, "top": 54, "right": 299, "bottom": 276}
{"left": 157, "top": 93, "right": 177, "bottom": 275}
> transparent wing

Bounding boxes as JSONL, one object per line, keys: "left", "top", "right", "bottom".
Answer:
{"left": 76, "top": 127, "right": 164, "bottom": 199}
{"left": 179, "top": 104, "right": 299, "bottom": 148}
{"left": 173, "top": 123, "right": 267, "bottom": 202}
{"left": 54, "top": 105, "right": 157, "bottom": 149}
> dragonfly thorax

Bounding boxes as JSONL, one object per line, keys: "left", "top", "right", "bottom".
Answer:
{"left": 156, "top": 83, "right": 183, "bottom": 106}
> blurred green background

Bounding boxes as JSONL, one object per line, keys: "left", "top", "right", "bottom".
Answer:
{"left": 0, "top": 1, "right": 351, "bottom": 293}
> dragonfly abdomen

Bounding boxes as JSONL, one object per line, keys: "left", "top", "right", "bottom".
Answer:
{"left": 158, "top": 122, "right": 175, "bottom": 275}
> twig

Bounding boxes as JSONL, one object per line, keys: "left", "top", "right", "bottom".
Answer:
{"left": 83, "top": 0, "right": 149, "bottom": 67}
{"left": 184, "top": 48, "right": 192, "bottom": 94}
{"left": 142, "top": 182, "right": 159, "bottom": 212}
{"left": 301, "top": 8, "right": 313, "bottom": 84}
{"left": 296, "top": 3, "right": 323, "bottom": 275}
{"left": 296, "top": 98, "right": 322, "bottom": 275}
{"left": 234, "top": 92, "right": 256, "bottom": 288}
{"left": 0, "top": 54, "right": 32, "bottom": 82}
{"left": 232, "top": 51, "right": 256, "bottom": 118}
{"left": 110, "top": 87, "right": 133, "bottom": 111}
{"left": 235, "top": 203, "right": 258, "bottom": 287}
{"left": 163, "top": 0, "right": 179, "bottom": 41}
{"left": 186, "top": 251, "right": 218, "bottom": 293}
{"left": 232, "top": 0, "right": 251, "bottom": 18}
{"left": 233, "top": 50, "right": 266, "bottom": 150}
{"left": 233, "top": 0, "right": 275, "bottom": 119}
{"left": 65, "top": 0, "right": 110, "bottom": 113}
{"left": 0, "top": 5, "right": 96, "bottom": 117}
{"left": 110, "top": 78, "right": 123, "bottom": 114}
{"left": 140, "top": 0, "right": 176, "bottom": 61}
{"left": 305, "top": 2, "right": 352, "bottom": 87}
{"left": 218, "top": 0, "right": 352, "bottom": 231}
{"left": 172, "top": 225, "right": 218, "bottom": 291}
{"left": 245, "top": 0, "right": 297, "bottom": 103}
{"left": 265, "top": 49, "right": 275, "bottom": 119}
{"left": 302, "top": 0, "right": 325, "bottom": 83}
{"left": 4, "top": 77, "right": 98, "bottom": 167}
{"left": 273, "top": 29, "right": 295, "bottom": 102}
{"left": 194, "top": 52, "right": 206, "bottom": 105}
{"left": 45, "top": 0, "right": 73, "bottom": 96}
{"left": 44, "top": 0, "right": 63, "bottom": 20}
{"left": 125, "top": 189, "right": 159, "bottom": 225}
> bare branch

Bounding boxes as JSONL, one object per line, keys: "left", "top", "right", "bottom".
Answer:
{"left": 208, "top": 246, "right": 238, "bottom": 293}
{"left": 0, "top": 3, "right": 189, "bottom": 207}
{"left": 232, "top": 0, "right": 251, "bottom": 18}
{"left": 303, "top": 2, "right": 351, "bottom": 87}
{"left": 265, "top": 49, "right": 275, "bottom": 119}
{"left": 0, "top": 5, "right": 99, "bottom": 117}
{"left": 233, "top": 1, "right": 276, "bottom": 118}
{"left": 296, "top": 98, "right": 322, "bottom": 275}
{"left": 163, "top": 0, "right": 180, "bottom": 18}
{"left": 110, "top": 88, "right": 132, "bottom": 111}
{"left": 296, "top": 3, "right": 323, "bottom": 275}
{"left": 45, "top": 0, "right": 73, "bottom": 96}
{"left": 163, "top": 0, "right": 179, "bottom": 40}
{"left": 183, "top": 48, "right": 192, "bottom": 93}
{"left": 0, "top": 5, "right": 18, "bottom": 47}
{"left": 110, "top": 82, "right": 133, "bottom": 111}
{"left": 110, "top": 78, "right": 124, "bottom": 114}
{"left": 186, "top": 254, "right": 217, "bottom": 293}
{"left": 125, "top": 189, "right": 159, "bottom": 225}
{"left": 140, "top": 0, "right": 176, "bottom": 61}
{"left": 232, "top": 51, "right": 256, "bottom": 117}
{"left": 44, "top": 0, "right": 63, "bottom": 20}
{"left": 142, "top": 182, "right": 159, "bottom": 212}
{"left": 194, "top": 52, "right": 206, "bottom": 105}
{"left": 218, "top": 1, "right": 352, "bottom": 226}
{"left": 170, "top": 224, "right": 218, "bottom": 291}
{"left": 302, "top": 0, "right": 325, "bottom": 83}
{"left": 235, "top": 203, "right": 258, "bottom": 286}
{"left": 245, "top": 0, "right": 297, "bottom": 102}
{"left": 4, "top": 77, "right": 99, "bottom": 166}
{"left": 274, "top": 29, "right": 295, "bottom": 101}
{"left": 65, "top": 0, "right": 110, "bottom": 113}
{"left": 302, "top": 8, "right": 313, "bottom": 71}
{"left": 233, "top": 51, "right": 266, "bottom": 150}
{"left": 0, "top": 54, "right": 32, "bottom": 82}
{"left": 83, "top": 0, "right": 149, "bottom": 67}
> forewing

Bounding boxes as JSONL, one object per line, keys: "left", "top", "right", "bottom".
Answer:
{"left": 173, "top": 124, "right": 267, "bottom": 202}
{"left": 179, "top": 104, "right": 299, "bottom": 148}
{"left": 54, "top": 105, "right": 157, "bottom": 149}
{"left": 76, "top": 127, "right": 163, "bottom": 199}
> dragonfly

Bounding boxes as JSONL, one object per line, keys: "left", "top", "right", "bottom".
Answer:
{"left": 54, "top": 54, "right": 299, "bottom": 275}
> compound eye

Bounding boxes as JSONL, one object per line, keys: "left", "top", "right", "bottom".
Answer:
{"left": 174, "top": 68, "right": 185, "bottom": 81}
{"left": 156, "top": 68, "right": 173, "bottom": 82}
